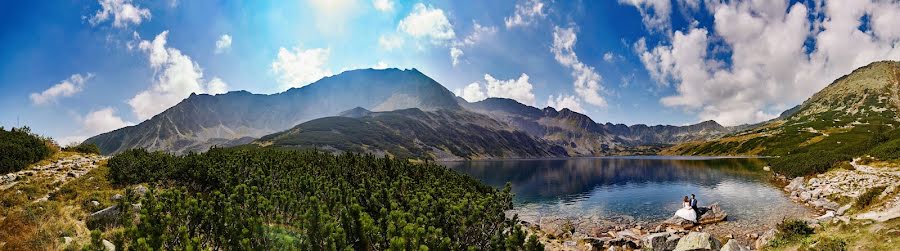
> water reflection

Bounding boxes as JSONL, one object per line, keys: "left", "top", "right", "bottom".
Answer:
{"left": 444, "top": 156, "right": 806, "bottom": 224}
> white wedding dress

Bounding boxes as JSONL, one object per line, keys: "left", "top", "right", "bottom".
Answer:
{"left": 674, "top": 202, "right": 697, "bottom": 222}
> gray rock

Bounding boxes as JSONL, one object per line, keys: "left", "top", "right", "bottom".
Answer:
{"left": 836, "top": 204, "right": 852, "bottom": 216}
{"left": 720, "top": 239, "right": 749, "bottom": 251}
{"left": 698, "top": 204, "right": 727, "bottom": 224}
{"left": 111, "top": 194, "right": 123, "bottom": 200}
{"left": 674, "top": 232, "right": 721, "bottom": 251}
{"left": 643, "top": 232, "right": 675, "bottom": 251}
{"left": 102, "top": 239, "right": 115, "bottom": 251}
{"left": 799, "top": 191, "right": 811, "bottom": 201}
{"left": 63, "top": 236, "right": 73, "bottom": 245}
{"left": 755, "top": 229, "right": 777, "bottom": 250}
{"left": 786, "top": 177, "right": 805, "bottom": 191}
{"left": 133, "top": 185, "right": 148, "bottom": 197}
{"left": 817, "top": 211, "right": 835, "bottom": 222}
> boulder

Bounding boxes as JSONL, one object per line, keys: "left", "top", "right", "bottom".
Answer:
{"left": 87, "top": 206, "right": 120, "bottom": 229}
{"left": 643, "top": 232, "right": 676, "bottom": 251}
{"left": 133, "top": 185, "right": 148, "bottom": 197}
{"left": 111, "top": 194, "right": 123, "bottom": 201}
{"left": 662, "top": 215, "right": 696, "bottom": 229}
{"left": 673, "top": 232, "right": 721, "bottom": 251}
{"left": 816, "top": 211, "right": 835, "bottom": 222}
{"left": 102, "top": 239, "right": 115, "bottom": 251}
{"left": 754, "top": 229, "right": 777, "bottom": 250}
{"left": 836, "top": 204, "right": 852, "bottom": 216}
{"left": 786, "top": 177, "right": 805, "bottom": 191}
{"left": 698, "top": 204, "right": 727, "bottom": 224}
{"left": 799, "top": 191, "right": 811, "bottom": 201}
{"left": 720, "top": 239, "right": 749, "bottom": 251}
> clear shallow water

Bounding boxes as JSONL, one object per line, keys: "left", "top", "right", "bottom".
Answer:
{"left": 444, "top": 156, "right": 809, "bottom": 226}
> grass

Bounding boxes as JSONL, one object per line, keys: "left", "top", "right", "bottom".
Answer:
{"left": 0, "top": 154, "right": 121, "bottom": 250}
{"left": 854, "top": 186, "right": 888, "bottom": 210}
{"left": 766, "top": 218, "right": 900, "bottom": 251}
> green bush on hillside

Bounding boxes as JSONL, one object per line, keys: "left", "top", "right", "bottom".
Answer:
{"left": 868, "top": 138, "right": 900, "bottom": 161}
{"left": 776, "top": 219, "right": 814, "bottom": 241}
{"left": 107, "top": 147, "right": 541, "bottom": 250}
{"left": 0, "top": 127, "right": 53, "bottom": 174}
{"left": 855, "top": 186, "right": 887, "bottom": 210}
{"left": 62, "top": 143, "right": 101, "bottom": 155}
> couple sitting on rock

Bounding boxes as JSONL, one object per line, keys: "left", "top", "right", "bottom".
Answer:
{"left": 675, "top": 194, "right": 705, "bottom": 223}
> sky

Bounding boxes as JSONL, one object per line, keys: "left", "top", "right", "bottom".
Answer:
{"left": 1, "top": 0, "right": 899, "bottom": 145}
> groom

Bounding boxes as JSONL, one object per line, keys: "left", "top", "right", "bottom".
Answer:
{"left": 690, "top": 194, "right": 699, "bottom": 216}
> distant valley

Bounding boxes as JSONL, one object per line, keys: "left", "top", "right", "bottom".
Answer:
{"left": 84, "top": 68, "right": 733, "bottom": 160}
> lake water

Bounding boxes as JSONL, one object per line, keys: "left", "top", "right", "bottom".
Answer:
{"left": 444, "top": 156, "right": 810, "bottom": 228}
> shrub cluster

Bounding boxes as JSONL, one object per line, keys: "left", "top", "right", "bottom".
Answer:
{"left": 62, "top": 143, "right": 101, "bottom": 155}
{"left": 0, "top": 127, "right": 53, "bottom": 174}
{"left": 854, "top": 186, "right": 887, "bottom": 210}
{"left": 775, "top": 219, "right": 814, "bottom": 241}
{"left": 107, "top": 147, "right": 543, "bottom": 250}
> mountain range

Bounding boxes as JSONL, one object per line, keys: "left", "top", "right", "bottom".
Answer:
{"left": 85, "top": 68, "right": 734, "bottom": 159}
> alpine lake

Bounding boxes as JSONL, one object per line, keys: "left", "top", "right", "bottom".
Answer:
{"left": 444, "top": 156, "right": 812, "bottom": 235}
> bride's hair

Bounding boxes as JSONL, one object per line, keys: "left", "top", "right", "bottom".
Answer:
{"left": 683, "top": 196, "right": 689, "bottom": 202}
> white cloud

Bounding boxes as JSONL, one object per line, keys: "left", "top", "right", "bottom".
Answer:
{"left": 206, "top": 77, "right": 228, "bottom": 95}
{"left": 89, "top": 0, "right": 151, "bottom": 28}
{"left": 484, "top": 73, "right": 536, "bottom": 106}
{"left": 634, "top": 0, "right": 900, "bottom": 126}
{"left": 505, "top": 0, "right": 547, "bottom": 28}
{"left": 308, "top": 0, "right": 361, "bottom": 34}
{"left": 460, "top": 21, "right": 498, "bottom": 46}
{"left": 373, "top": 61, "right": 389, "bottom": 69}
{"left": 454, "top": 73, "right": 537, "bottom": 105}
{"left": 398, "top": 3, "right": 455, "bottom": 43}
{"left": 378, "top": 34, "right": 404, "bottom": 50}
{"left": 454, "top": 82, "right": 488, "bottom": 102}
{"left": 551, "top": 26, "right": 607, "bottom": 107}
{"left": 30, "top": 73, "right": 94, "bottom": 105}
{"left": 603, "top": 52, "right": 623, "bottom": 63}
{"left": 129, "top": 31, "right": 230, "bottom": 120}
{"left": 271, "top": 46, "right": 332, "bottom": 91}
{"left": 59, "top": 107, "right": 134, "bottom": 146}
{"left": 214, "top": 34, "right": 232, "bottom": 54}
{"left": 618, "top": 0, "right": 672, "bottom": 32}
{"left": 372, "top": 0, "right": 394, "bottom": 12}
{"left": 450, "top": 47, "right": 464, "bottom": 66}
{"left": 546, "top": 94, "right": 585, "bottom": 113}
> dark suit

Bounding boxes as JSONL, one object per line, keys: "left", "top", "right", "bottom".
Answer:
{"left": 690, "top": 198, "right": 699, "bottom": 216}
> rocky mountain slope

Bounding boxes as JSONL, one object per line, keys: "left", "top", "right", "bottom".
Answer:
{"left": 84, "top": 68, "right": 461, "bottom": 155}
{"left": 254, "top": 108, "right": 568, "bottom": 160}
{"left": 84, "top": 67, "right": 732, "bottom": 158}
{"left": 664, "top": 61, "right": 900, "bottom": 176}
{"left": 463, "top": 98, "right": 732, "bottom": 155}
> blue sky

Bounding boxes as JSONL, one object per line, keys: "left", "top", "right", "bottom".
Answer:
{"left": 1, "top": 0, "right": 899, "bottom": 144}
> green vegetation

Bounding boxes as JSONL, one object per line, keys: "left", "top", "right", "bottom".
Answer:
{"left": 62, "top": 143, "right": 101, "bottom": 155}
{"left": 0, "top": 126, "right": 54, "bottom": 174}
{"left": 105, "top": 147, "right": 542, "bottom": 250}
{"left": 767, "top": 218, "right": 900, "bottom": 251}
{"left": 776, "top": 219, "right": 815, "bottom": 241}
{"left": 854, "top": 186, "right": 887, "bottom": 210}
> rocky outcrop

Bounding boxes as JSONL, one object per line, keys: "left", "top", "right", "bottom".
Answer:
{"left": 720, "top": 239, "right": 750, "bottom": 251}
{"left": 673, "top": 232, "right": 721, "bottom": 251}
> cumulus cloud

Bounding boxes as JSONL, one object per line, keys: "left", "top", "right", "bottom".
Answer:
{"left": 551, "top": 26, "right": 607, "bottom": 108}
{"left": 214, "top": 34, "right": 232, "bottom": 54}
{"left": 603, "top": 52, "right": 623, "bottom": 63}
{"left": 398, "top": 3, "right": 456, "bottom": 43}
{"left": 129, "top": 31, "right": 230, "bottom": 120}
{"left": 30, "top": 73, "right": 94, "bottom": 105}
{"left": 618, "top": 0, "right": 671, "bottom": 32}
{"left": 453, "top": 73, "right": 537, "bottom": 105}
{"left": 454, "top": 82, "right": 488, "bottom": 102}
{"left": 635, "top": 0, "right": 900, "bottom": 126}
{"left": 505, "top": 0, "right": 547, "bottom": 28}
{"left": 546, "top": 94, "right": 585, "bottom": 113}
{"left": 378, "top": 34, "right": 404, "bottom": 50}
{"left": 373, "top": 61, "right": 388, "bottom": 69}
{"left": 372, "top": 0, "right": 394, "bottom": 12}
{"left": 450, "top": 47, "right": 464, "bottom": 66}
{"left": 89, "top": 0, "right": 151, "bottom": 28}
{"left": 59, "top": 107, "right": 134, "bottom": 146}
{"left": 271, "top": 46, "right": 332, "bottom": 91}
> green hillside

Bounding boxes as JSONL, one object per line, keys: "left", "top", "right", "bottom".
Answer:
{"left": 664, "top": 61, "right": 900, "bottom": 177}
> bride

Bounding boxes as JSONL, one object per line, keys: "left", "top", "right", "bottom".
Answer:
{"left": 674, "top": 196, "right": 697, "bottom": 222}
